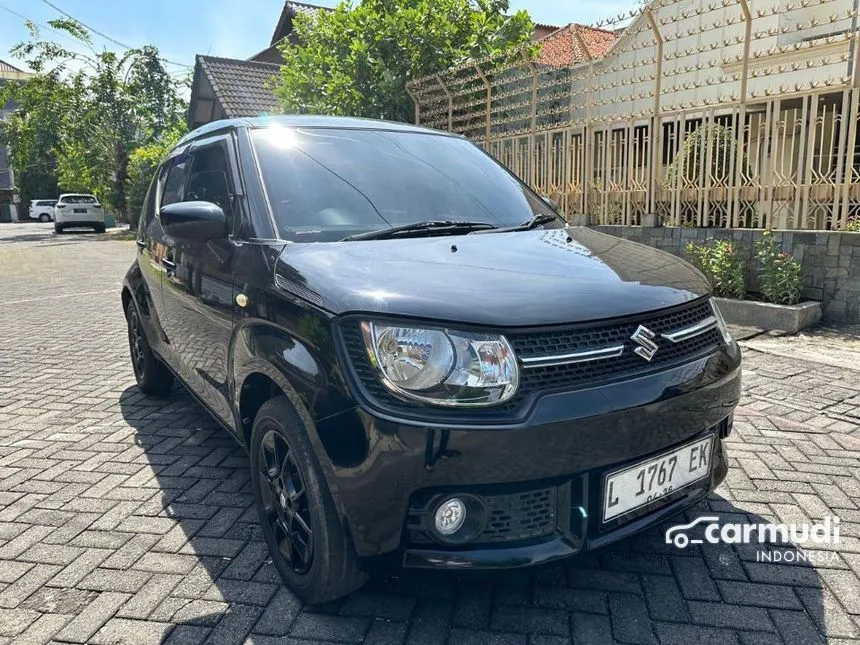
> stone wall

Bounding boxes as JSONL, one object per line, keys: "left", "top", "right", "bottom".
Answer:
{"left": 591, "top": 226, "right": 860, "bottom": 323}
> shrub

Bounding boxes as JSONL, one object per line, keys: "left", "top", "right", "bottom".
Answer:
{"left": 843, "top": 216, "right": 860, "bottom": 232}
{"left": 754, "top": 230, "right": 802, "bottom": 305}
{"left": 684, "top": 239, "right": 746, "bottom": 299}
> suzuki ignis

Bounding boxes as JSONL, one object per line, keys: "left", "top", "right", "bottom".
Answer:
{"left": 123, "top": 116, "right": 741, "bottom": 602}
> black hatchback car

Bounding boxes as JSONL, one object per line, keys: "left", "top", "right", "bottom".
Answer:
{"left": 123, "top": 115, "right": 741, "bottom": 602}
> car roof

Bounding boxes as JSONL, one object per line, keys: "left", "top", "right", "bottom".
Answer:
{"left": 58, "top": 193, "right": 96, "bottom": 198}
{"left": 176, "top": 115, "right": 459, "bottom": 149}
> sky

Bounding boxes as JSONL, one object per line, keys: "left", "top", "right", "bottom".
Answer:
{"left": 0, "top": 0, "right": 638, "bottom": 75}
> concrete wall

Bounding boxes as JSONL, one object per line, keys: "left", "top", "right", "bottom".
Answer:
{"left": 592, "top": 226, "right": 860, "bottom": 323}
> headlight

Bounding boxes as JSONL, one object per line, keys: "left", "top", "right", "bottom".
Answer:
{"left": 360, "top": 321, "right": 519, "bottom": 407}
{"left": 709, "top": 298, "right": 733, "bottom": 344}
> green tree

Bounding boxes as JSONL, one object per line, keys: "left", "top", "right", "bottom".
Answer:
{"left": 3, "top": 19, "right": 186, "bottom": 220}
{"left": 125, "top": 127, "right": 183, "bottom": 230}
{"left": 275, "top": 0, "right": 534, "bottom": 122}
{"left": 0, "top": 69, "right": 71, "bottom": 208}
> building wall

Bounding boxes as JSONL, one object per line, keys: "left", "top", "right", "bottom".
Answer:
{"left": 592, "top": 225, "right": 860, "bottom": 323}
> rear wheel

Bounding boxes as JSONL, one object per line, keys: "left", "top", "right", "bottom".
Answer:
{"left": 251, "top": 396, "right": 367, "bottom": 603}
{"left": 95, "top": 223, "right": 106, "bottom": 233}
{"left": 53, "top": 223, "right": 63, "bottom": 234}
{"left": 125, "top": 301, "right": 174, "bottom": 396}
{"left": 38, "top": 213, "right": 50, "bottom": 222}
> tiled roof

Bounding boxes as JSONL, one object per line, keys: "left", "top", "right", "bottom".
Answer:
{"left": 531, "top": 23, "right": 563, "bottom": 42}
{"left": 535, "top": 23, "right": 620, "bottom": 67}
{"left": 271, "top": 1, "right": 333, "bottom": 45}
{"left": 197, "top": 55, "right": 282, "bottom": 118}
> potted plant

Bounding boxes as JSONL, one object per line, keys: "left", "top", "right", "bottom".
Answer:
{"left": 685, "top": 231, "right": 821, "bottom": 333}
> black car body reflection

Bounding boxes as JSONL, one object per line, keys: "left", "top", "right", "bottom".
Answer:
{"left": 122, "top": 116, "right": 741, "bottom": 603}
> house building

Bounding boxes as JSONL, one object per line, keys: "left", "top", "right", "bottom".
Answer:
{"left": 187, "top": 1, "right": 569, "bottom": 129}
{"left": 187, "top": 1, "right": 332, "bottom": 129}
{"left": 0, "top": 59, "right": 33, "bottom": 222}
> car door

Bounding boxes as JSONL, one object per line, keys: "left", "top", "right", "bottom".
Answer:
{"left": 159, "top": 134, "right": 239, "bottom": 426}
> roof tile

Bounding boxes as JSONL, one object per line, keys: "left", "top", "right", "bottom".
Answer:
{"left": 197, "top": 55, "right": 282, "bottom": 118}
{"left": 536, "top": 23, "right": 620, "bottom": 67}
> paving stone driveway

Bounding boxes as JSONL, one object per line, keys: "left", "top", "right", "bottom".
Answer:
{"left": 1, "top": 222, "right": 860, "bottom": 645}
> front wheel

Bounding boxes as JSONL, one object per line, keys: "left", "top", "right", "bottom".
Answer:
{"left": 53, "top": 223, "right": 63, "bottom": 234}
{"left": 251, "top": 396, "right": 367, "bottom": 603}
{"left": 39, "top": 213, "right": 50, "bottom": 222}
{"left": 126, "top": 301, "right": 174, "bottom": 396}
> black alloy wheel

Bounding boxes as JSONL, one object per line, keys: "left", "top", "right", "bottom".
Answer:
{"left": 258, "top": 428, "right": 314, "bottom": 574}
{"left": 250, "top": 396, "right": 366, "bottom": 603}
{"left": 127, "top": 307, "right": 146, "bottom": 380}
{"left": 124, "top": 301, "right": 174, "bottom": 396}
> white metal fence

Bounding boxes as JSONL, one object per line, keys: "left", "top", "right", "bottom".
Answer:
{"left": 406, "top": 0, "right": 860, "bottom": 230}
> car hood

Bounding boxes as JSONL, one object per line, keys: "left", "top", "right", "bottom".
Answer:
{"left": 273, "top": 227, "right": 711, "bottom": 327}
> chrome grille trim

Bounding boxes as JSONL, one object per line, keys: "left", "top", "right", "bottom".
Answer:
{"left": 660, "top": 316, "right": 718, "bottom": 343}
{"left": 520, "top": 344, "right": 625, "bottom": 369}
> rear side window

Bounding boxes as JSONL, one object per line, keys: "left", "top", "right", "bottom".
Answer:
{"left": 140, "top": 173, "right": 158, "bottom": 229}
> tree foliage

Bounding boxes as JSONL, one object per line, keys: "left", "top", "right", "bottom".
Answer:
{"left": 0, "top": 19, "right": 186, "bottom": 220}
{"left": 275, "top": 0, "right": 534, "bottom": 122}
{"left": 126, "top": 127, "right": 183, "bottom": 230}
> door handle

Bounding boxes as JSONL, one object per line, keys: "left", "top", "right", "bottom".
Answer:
{"left": 136, "top": 239, "right": 146, "bottom": 249}
{"left": 161, "top": 258, "right": 176, "bottom": 270}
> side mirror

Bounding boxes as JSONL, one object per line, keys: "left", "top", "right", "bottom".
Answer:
{"left": 160, "top": 201, "right": 226, "bottom": 241}
{"left": 541, "top": 195, "right": 560, "bottom": 211}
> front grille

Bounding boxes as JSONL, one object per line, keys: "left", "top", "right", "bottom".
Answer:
{"left": 408, "top": 487, "right": 558, "bottom": 545}
{"left": 340, "top": 298, "right": 720, "bottom": 421}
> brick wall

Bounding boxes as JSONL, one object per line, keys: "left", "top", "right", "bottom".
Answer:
{"left": 591, "top": 226, "right": 860, "bottom": 323}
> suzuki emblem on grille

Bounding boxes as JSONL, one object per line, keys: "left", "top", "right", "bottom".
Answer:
{"left": 631, "top": 325, "right": 659, "bottom": 362}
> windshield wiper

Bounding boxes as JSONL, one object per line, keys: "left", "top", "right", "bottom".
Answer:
{"left": 341, "top": 220, "right": 496, "bottom": 241}
{"left": 470, "top": 213, "right": 559, "bottom": 235}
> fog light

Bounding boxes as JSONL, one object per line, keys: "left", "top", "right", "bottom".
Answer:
{"left": 434, "top": 498, "right": 466, "bottom": 536}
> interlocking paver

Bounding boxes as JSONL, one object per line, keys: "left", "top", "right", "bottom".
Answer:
{"left": 1, "top": 223, "right": 860, "bottom": 643}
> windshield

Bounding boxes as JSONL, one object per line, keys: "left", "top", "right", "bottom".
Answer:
{"left": 250, "top": 126, "right": 556, "bottom": 242}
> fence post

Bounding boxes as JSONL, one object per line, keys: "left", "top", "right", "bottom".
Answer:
{"left": 404, "top": 83, "right": 420, "bottom": 125}
{"left": 645, "top": 9, "right": 663, "bottom": 221}
{"left": 732, "top": 0, "right": 753, "bottom": 227}
{"left": 474, "top": 63, "right": 492, "bottom": 145}
{"left": 435, "top": 74, "right": 453, "bottom": 132}
{"left": 521, "top": 49, "right": 538, "bottom": 187}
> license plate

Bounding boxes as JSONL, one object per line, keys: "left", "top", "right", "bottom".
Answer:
{"left": 73, "top": 208, "right": 87, "bottom": 213}
{"left": 603, "top": 435, "right": 713, "bottom": 522}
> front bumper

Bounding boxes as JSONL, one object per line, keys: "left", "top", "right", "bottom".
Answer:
{"left": 317, "top": 344, "right": 741, "bottom": 570}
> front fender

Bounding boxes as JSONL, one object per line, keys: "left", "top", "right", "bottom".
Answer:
{"left": 231, "top": 320, "right": 360, "bottom": 521}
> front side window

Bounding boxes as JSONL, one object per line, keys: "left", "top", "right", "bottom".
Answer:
{"left": 250, "top": 126, "right": 554, "bottom": 243}
{"left": 159, "top": 155, "right": 188, "bottom": 209}
{"left": 186, "top": 143, "right": 234, "bottom": 225}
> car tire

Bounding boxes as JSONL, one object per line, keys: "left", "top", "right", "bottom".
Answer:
{"left": 39, "top": 213, "right": 50, "bottom": 222}
{"left": 53, "top": 223, "right": 63, "bottom": 234}
{"left": 125, "top": 301, "right": 174, "bottom": 396}
{"left": 95, "top": 224, "right": 106, "bottom": 233}
{"left": 250, "top": 396, "right": 367, "bottom": 603}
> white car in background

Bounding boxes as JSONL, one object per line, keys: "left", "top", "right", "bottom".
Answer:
{"left": 54, "top": 194, "right": 106, "bottom": 233}
{"left": 28, "top": 199, "right": 57, "bottom": 222}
